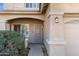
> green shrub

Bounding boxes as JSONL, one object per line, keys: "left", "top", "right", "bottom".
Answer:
{"left": 0, "top": 31, "right": 26, "bottom": 56}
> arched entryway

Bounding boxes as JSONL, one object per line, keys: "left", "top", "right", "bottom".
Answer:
{"left": 6, "top": 18, "right": 44, "bottom": 44}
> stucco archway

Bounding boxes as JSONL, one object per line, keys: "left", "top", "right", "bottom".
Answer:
{"left": 6, "top": 17, "right": 44, "bottom": 44}
{"left": 1, "top": 14, "right": 45, "bottom": 22}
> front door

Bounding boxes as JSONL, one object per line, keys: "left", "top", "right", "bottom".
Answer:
{"left": 29, "top": 24, "right": 43, "bottom": 43}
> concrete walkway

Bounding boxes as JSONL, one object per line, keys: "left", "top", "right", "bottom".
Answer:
{"left": 28, "top": 44, "right": 44, "bottom": 56}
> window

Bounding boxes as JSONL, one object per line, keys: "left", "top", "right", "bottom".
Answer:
{"left": 26, "top": 3, "right": 40, "bottom": 8}
{"left": 30, "top": 3, "right": 32, "bottom": 8}
{"left": 0, "top": 3, "right": 4, "bottom": 10}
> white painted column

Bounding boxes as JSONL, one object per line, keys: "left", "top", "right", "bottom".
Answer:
{"left": 48, "top": 13, "right": 66, "bottom": 56}
{"left": 0, "top": 20, "right": 6, "bottom": 30}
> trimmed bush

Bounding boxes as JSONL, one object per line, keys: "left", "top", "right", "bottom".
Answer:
{"left": 0, "top": 31, "right": 26, "bottom": 56}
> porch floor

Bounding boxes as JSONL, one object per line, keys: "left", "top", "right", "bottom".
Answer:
{"left": 28, "top": 44, "right": 44, "bottom": 56}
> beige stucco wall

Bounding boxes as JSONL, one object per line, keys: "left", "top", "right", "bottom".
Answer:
{"left": 4, "top": 3, "right": 24, "bottom": 10}
{"left": 44, "top": 3, "right": 66, "bottom": 56}
{"left": 44, "top": 15, "right": 51, "bottom": 55}
{"left": 49, "top": 3, "right": 79, "bottom": 13}
{"left": 50, "top": 3, "right": 79, "bottom": 9}
{"left": 44, "top": 4, "right": 51, "bottom": 55}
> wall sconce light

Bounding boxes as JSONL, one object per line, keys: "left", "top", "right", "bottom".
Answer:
{"left": 55, "top": 17, "right": 59, "bottom": 23}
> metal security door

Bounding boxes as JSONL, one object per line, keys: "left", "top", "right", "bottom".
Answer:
{"left": 29, "top": 24, "right": 43, "bottom": 43}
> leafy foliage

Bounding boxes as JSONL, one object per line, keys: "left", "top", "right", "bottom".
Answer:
{"left": 0, "top": 31, "right": 26, "bottom": 56}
